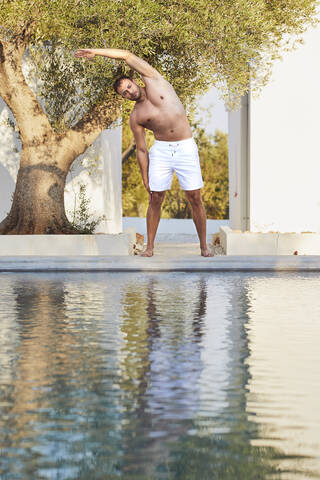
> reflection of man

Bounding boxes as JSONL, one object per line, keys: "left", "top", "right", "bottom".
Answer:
{"left": 74, "top": 48, "right": 213, "bottom": 257}
{"left": 118, "top": 275, "right": 207, "bottom": 474}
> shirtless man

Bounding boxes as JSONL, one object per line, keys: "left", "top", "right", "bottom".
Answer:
{"left": 74, "top": 48, "right": 213, "bottom": 257}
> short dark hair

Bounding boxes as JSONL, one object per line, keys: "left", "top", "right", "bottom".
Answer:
{"left": 113, "top": 75, "right": 132, "bottom": 94}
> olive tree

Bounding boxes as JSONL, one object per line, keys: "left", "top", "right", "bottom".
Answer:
{"left": 0, "top": 0, "right": 317, "bottom": 233}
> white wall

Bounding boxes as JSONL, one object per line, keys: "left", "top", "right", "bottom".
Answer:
{"left": 123, "top": 217, "right": 229, "bottom": 243}
{"left": 0, "top": 97, "right": 122, "bottom": 234}
{"left": 64, "top": 123, "right": 122, "bottom": 234}
{"left": 249, "top": 18, "right": 320, "bottom": 233}
{"left": 0, "top": 100, "right": 20, "bottom": 221}
{"left": 228, "top": 95, "right": 249, "bottom": 231}
{"left": 123, "top": 217, "right": 229, "bottom": 235}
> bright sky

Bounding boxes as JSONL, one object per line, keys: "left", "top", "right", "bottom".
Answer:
{"left": 194, "top": 86, "right": 228, "bottom": 137}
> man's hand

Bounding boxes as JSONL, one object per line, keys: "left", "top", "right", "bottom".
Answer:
{"left": 145, "top": 184, "right": 152, "bottom": 203}
{"left": 74, "top": 49, "right": 96, "bottom": 61}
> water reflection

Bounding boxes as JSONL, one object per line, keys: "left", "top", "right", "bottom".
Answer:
{"left": 119, "top": 278, "right": 207, "bottom": 477}
{"left": 244, "top": 276, "right": 320, "bottom": 479}
{"left": 0, "top": 272, "right": 319, "bottom": 479}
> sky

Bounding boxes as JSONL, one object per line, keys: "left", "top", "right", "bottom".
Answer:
{"left": 194, "top": 86, "right": 228, "bottom": 137}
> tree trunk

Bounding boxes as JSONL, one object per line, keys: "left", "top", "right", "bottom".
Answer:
{"left": 0, "top": 152, "right": 78, "bottom": 234}
{"left": 0, "top": 41, "right": 121, "bottom": 234}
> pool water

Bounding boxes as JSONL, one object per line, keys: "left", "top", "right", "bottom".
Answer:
{"left": 0, "top": 272, "right": 319, "bottom": 480}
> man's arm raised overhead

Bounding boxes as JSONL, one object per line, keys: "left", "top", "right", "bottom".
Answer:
{"left": 74, "top": 48, "right": 163, "bottom": 80}
{"left": 125, "top": 52, "right": 163, "bottom": 80}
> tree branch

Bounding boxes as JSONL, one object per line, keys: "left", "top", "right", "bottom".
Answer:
{"left": 0, "top": 41, "right": 53, "bottom": 143}
{"left": 2, "top": 3, "right": 42, "bottom": 49}
{"left": 62, "top": 99, "right": 121, "bottom": 164}
{"left": 122, "top": 141, "right": 136, "bottom": 163}
{"left": 0, "top": 42, "right": 4, "bottom": 64}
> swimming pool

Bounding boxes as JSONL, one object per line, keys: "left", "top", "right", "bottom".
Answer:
{"left": 0, "top": 272, "right": 319, "bottom": 479}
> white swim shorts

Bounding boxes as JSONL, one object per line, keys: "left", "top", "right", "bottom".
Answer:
{"left": 148, "top": 136, "right": 204, "bottom": 191}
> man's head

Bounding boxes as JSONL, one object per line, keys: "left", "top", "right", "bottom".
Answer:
{"left": 113, "top": 76, "right": 143, "bottom": 101}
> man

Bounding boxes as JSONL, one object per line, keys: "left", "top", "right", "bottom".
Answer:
{"left": 74, "top": 48, "right": 213, "bottom": 257}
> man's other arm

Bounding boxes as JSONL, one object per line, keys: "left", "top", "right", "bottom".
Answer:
{"left": 129, "top": 115, "right": 152, "bottom": 198}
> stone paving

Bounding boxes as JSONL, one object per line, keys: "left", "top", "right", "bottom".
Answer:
{"left": 0, "top": 235, "right": 319, "bottom": 272}
{"left": 153, "top": 242, "right": 225, "bottom": 257}
{"left": 1, "top": 251, "right": 320, "bottom": 271}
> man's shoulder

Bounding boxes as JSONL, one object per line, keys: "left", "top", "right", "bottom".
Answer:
{"left": 141, "top": 75, "right": 173, "bottom": 102}
{"left": 130, "top": 107, "right": 139, "bottom": 120}
{"left": 129, "top": 109, "right": 143, "bottom": 129}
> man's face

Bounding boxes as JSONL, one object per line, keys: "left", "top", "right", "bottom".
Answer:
{"left": 117, "top": 79, "right": 141, "bottom": 101}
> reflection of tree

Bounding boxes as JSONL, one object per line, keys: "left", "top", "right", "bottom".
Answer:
{"left": 119, "top": 278, "right": 159, "bottom": 476}
{"left": 162, "top": 434, "right": 282, "bottom": 479}
{"left": 0, "top": 276, "right": 122, "bottom": 479}
{"left": 0, "top": 279, "right": 68, "bottom": 477}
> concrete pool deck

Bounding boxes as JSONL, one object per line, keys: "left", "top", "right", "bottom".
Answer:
{"left": 1, "top": 243, "right": 320, "bottom": 271}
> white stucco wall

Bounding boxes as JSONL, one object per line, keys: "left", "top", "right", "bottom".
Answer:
{"left": 248, "top": 18, "right": 320, "bottom": 233}
{"left": 227, "top": 95, "right": 249, "bottom": 231}
{"left": 0, "top": 97, "right": 122, "bottom": 234}
{"left": 64, "top": 123, "right": 123, "bottom": 234}
{"left": 0, "top": 101, "right": 20, "bottom": 221}
{"left": 228, "top": 18, "right": 320, "bottom": 234}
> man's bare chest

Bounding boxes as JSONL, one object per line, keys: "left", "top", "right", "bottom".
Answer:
{"left": 135, "top": 100, "right": 184, "bottom": 130}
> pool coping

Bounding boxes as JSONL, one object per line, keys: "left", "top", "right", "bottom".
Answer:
{"left": 1, "top": 255, "right": 320, "bottom": 272}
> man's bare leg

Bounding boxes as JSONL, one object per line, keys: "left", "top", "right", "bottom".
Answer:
{"left": 141, "top": 191, "right": 166, "bottom": 257}
{"left": 185, "top": 189, "right": 214, "bottom": 257}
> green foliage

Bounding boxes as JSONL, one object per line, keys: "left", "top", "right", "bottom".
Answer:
{"left": 1, "top": 0, "right": 318, "bottom": 127}
{"left": 200, "top": 129, "right": 229, "bottom": 219}
{"left": 122, "top": 114, "right": 229, "bottom": 219}
{"left": 26, "top": 42, "right": 121, "bottom": 132}
{"left": 68, "top": 183, "right": 105, "bottom": 233}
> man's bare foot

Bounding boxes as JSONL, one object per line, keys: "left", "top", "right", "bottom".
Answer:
{"left": 201, "top": 246, "right": 214, "bottom": 257}
{"left": 140, "top": 247, "right": 154, "bottom": 257}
